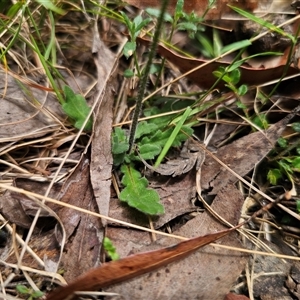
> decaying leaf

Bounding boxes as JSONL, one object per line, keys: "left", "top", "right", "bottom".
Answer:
{"left": 89, "top": 26, "right": 117, "bottom": 227}
{"left": 106, "top": 184, "right": 247, "bottom": 300}
{"left": 0, "top": 68, "right": 62, "bottom": 141}
{"left": 56, "top": 157, "right": 103, "bottom": 282}
{"left": 125, "top": 0, "right": 295, "bottom": 20}
{"left": 143, "top": 139, "right": 204, "bottom": 177}
{"left": 138, "top": 37, "right": 299, "bottom": 89}
{"left": 201, "top": 106, "right": 300, "bottom": 195}
{"left": 0, "top": 179, "right": 61, "bottom": 228}
{"left": 45, "top": 226, "right": 235, "bottom": 300}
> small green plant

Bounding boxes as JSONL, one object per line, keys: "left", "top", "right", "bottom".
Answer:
{"left": 103, "top": 237, "right": 120, "bottom": 261}
{"left": 62, "top": 86, "right": 93, "bottom": 131}
{"left": 16, "top": 285, "right": 43, "bottom": 300}
{"left": 119, "top": 164, "right": 164, "bottom": 215}
{"left": 112, "top": 103, "right": 193, "bottom": 215}
{"left": 213, "top": 66, "right": 248, "bottom": 97}
{"left": 267, "top": 123, "right": 300, "bottom": 185}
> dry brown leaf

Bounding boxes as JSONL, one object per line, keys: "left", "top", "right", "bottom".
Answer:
{"left": 56, "top": 157, "right": 103, "bottom": 282}
{"left": 0, "top": 179, "right": 61, "bottom": 228}
{"left": 89, "top": 26, "right": 117, "bottom": 227}
{"left": 138, "top": 37, "right": 299, "bottom": 89}
{"left": 125, "top": 0, "right": 295, "bottom": 20}
{"left": 45, "top": 226, "right": 235, "bottom": 300}
{"left": 142, "top": 139, "right": 204, "bottom": 177}
{"left": 106, "top": 184, "right": 247, "bottom": 300}
{"left": 0, "top": 68, "right": 62, "bottom": 141}
{"left": 201, "top": 109, "right": 300, "bottom": 195}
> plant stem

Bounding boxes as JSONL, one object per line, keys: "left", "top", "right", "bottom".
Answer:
{"left": 128, "top": 0, "right": 169, "bottom": 152}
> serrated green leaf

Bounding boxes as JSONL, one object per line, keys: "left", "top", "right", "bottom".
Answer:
{"left": 267, "top": 169, "right": 282, "bottom": 185}
{"left": 135, "top": 121, "right": 158, "bottom": 139}
{"left": 123, "top": 41, "right": 136, "bottom": 58}
{"left": 119, "top": 164, "right": 164, "bottom": 215}
{"left": 62, "top": 86, "right": 93, "bottom": 131}
{"left": 139, "top": 143, "right": 161, "bottom": 160}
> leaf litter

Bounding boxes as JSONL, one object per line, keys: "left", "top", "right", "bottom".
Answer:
{"left": 1, "top": 1, "right": 300, "bottom": 300}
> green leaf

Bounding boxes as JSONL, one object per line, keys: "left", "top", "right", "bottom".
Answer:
{"left": 145, "top": 8, "right": 173, "bottom": 22}
{"left": 277, "top": 137, "right": 287, "bottom": 148}
{"left": 267, "top": 169, "right": 282, "bottom": 185}
{"left": 32, "top": 290, "right": 44, "bottom": 298}
{"left": 292, "top": 122, "right": 300, "bottom": 132}
{"left": 279, "top": 160, "right": 293, "bottom": 174}
{"left": 139, "top": 143, "right": 161, "bottom": 160}
{"left": 62, "top": 86, "right": 93, "bottom": 131}
{"left": 292, "top": 157, "right": 300, "bottom": 170}
{"left": 135, "top": 121, "right": 158, "bottom": 139}
{"left": 124, "top": 69, "right": 134, "bottom": 78}
{"left": 123, "top": 41, "right": 136, "bottom": 58}
{"left": 296, "top": 200, "right": 300, "bottom": 213}
{"left": 236, "top": 101, "right": 247, "bottom": 109}
{"left": 175, "top": 0, "right": 184, "bottom": 20}
{"left": 252, "top": 114, "right": 268, "bottom": 129}
{"left": 177, "top": 22, "right": 197, "bottom": 33}
{"left": 112, "top": 128, "right": 129, "bottom": 154}
{"left": 221, "top": 40, "right": 251, "bottom": 57}
{"left": 196, "top": 33, "right": 214, "bottom": 58}
{"left": 119, "top": 164, "right": 164, "bottom": 215}
{"left": 228, "top": 5, "right": 296, "bottom": 43}
{"left": 213, "top": 28, "right": 223, "bottom": 57}
{"left": 7, "top": 2, "right": 23, "bottom": 18}
{"left": 133, "top": 17, "right": 151, "bottom": 39}
{"left": 103, "top": 237, "right": 120, "bottom": 261}
{"left": 36, "top": 0, "right": 65, "bottom": 15}
{"left": 230, "top": 68, "right": 241, "bottom": 85}
{"left": 150, "top": 64, "right": 161, "bottom": 74}
{"left": 16, "top": 285, "right": 29, "bottom": 294}
{"left": 112, "top": 128, "right": 129, "bottom": 166}
{"left": 120, "top": 12, "right": 133, "bottom": 33}
{"left": 155, "top": 107, "right": 192, "bottom": 167}
{"left": 237, "top": 84, "right": 248, "bottom": 96}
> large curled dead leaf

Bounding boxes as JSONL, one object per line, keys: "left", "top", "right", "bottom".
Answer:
{"left": 138, "top": 37, "right": 299, "bottom": 89}
{"left": 45, "top": 227, "right": 235, "bottom": 300}
{"left": 125, "top": 0, "right": 295, "bottom": 19}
